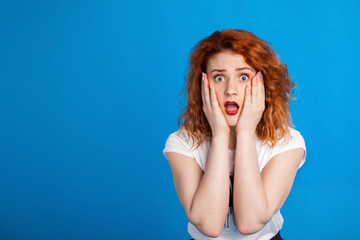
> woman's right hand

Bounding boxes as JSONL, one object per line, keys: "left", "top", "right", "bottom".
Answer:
{"left": 201, "top": 72, "right": 230, "bottom": 138}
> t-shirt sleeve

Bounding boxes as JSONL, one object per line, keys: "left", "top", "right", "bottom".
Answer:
{"left": 268, "top": 128, "right": 307, "bottom": 170}
{"left": 162, "top": 131, "right": 195, "bottom": 159}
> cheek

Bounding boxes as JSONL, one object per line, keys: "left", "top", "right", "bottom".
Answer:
{"left": 240, "top": 84, "right": 249, "bottom": 96}
{"left": 213, "top": 85, "right": 223, "bottom": 96}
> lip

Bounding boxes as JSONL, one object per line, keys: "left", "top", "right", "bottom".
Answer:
{"left": 224, "top": 101, "right": 239, "bottom": 115}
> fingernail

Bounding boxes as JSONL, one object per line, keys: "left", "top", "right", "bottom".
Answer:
{"left": 202, "top": 73, "right": 205, "bottom": 82}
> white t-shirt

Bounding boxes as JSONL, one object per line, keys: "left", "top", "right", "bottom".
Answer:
{"left": 162, "top": 127, "right": 306, "bottom": 240}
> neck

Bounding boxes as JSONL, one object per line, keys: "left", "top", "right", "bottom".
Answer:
{"left": 228, "top": 127, "right": 236, "bottom": 150}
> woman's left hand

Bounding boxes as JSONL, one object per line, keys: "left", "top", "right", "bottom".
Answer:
{"left": 236, "top": 71, "right": 265, "bottom": 134}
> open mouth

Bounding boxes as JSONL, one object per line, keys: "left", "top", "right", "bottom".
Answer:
{"left": 224, "top": 101, "right": 239, "bottom": 115}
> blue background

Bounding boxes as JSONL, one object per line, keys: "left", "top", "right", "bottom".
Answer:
{"left": 0, "top": 0, "right": 359, "bottom": 239}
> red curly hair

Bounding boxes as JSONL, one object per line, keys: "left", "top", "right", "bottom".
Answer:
{"left": 178, "top": 29, "right": 296, "bottom": 149}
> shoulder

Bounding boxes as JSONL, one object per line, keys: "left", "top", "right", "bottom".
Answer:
{"left": 278, "top": 127, "right": 306, "bottom": 149}
{"left": 269, "top": 127, "right": 307, "bottom": 169}
{"left": 257, "top": 127, "right": 307, "bottom": 171}
{"left": 163, "top": 129, "right": 203, "bottom": 158}
{"left": 163, "top": 129, "right": 210, "bottom": 171}
{"left": 166, "top": 129, "right": 196, "bottom": 149}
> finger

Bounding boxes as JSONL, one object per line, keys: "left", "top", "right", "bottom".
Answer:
{"left": 209, "top": 84, "right": 219, "bottom": 111}
{"left": 255, "top": 72, "right": 264, "bottom": 107}
{"left": 252, "top": 72, "right": 258, "bottom": 106}
{"left": 203, "top": 73, "right": 211, "bottom": 109}
{"left": 244, "top": 85, "right": 252, "bottom": 110}
{"left": 258, "top": 71, "right": 265, "bottom": 106}
{"left": 201, "top": 73, "right": 206, "bottom": 106}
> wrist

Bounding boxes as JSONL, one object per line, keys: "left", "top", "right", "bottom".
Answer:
{"left": 211, "top": 133, "right": 229, "bottom": 142}
{"left": 235, "top": 130, "right": 256, "bottom": 139}
{"left": 212, "top": 128, "right": 230, "bottom": 139}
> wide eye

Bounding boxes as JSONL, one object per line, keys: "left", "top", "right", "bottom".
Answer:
{"left": 215, "top": 75, "right": 225, "bottom": 82}
{"left": 240, "top": 74, "right": 249, "bottom": 81}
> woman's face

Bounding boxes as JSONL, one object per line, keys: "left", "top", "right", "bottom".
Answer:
{"left": 205, "top": 51, "right": 256, "bottom": 127}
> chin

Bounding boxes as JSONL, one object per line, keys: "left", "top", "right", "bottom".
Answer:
{"left": 225, "top": 118, "right": 238, "bottom": 127}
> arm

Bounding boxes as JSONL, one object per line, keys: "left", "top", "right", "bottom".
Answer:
{"left": 232, "top": 72, "right": 305, "bottom": 234}
{"left": 166, "top": 134, "right": 229, "bottom": 237}
{"left": 166, "top": 72, "right": 232, "bottom": 237}
{"left": 233, "top": 132, "right": 305, "bottom": 234}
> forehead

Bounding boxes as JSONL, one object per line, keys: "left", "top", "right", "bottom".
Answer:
{"left": 206, "top": 51, "right": 252, "bottom": 70}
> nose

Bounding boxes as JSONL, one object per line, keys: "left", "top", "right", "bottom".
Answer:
{"left": 225, "top": 79, "right": 238, "bottom": 96}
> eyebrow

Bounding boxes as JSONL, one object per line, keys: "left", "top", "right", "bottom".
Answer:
{"left": 210, "top": 67, "right": 255, "bottom": 73}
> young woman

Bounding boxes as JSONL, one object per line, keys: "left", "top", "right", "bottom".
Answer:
{"left": 163, "top": 29, "right": 306, "bottom": 240}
